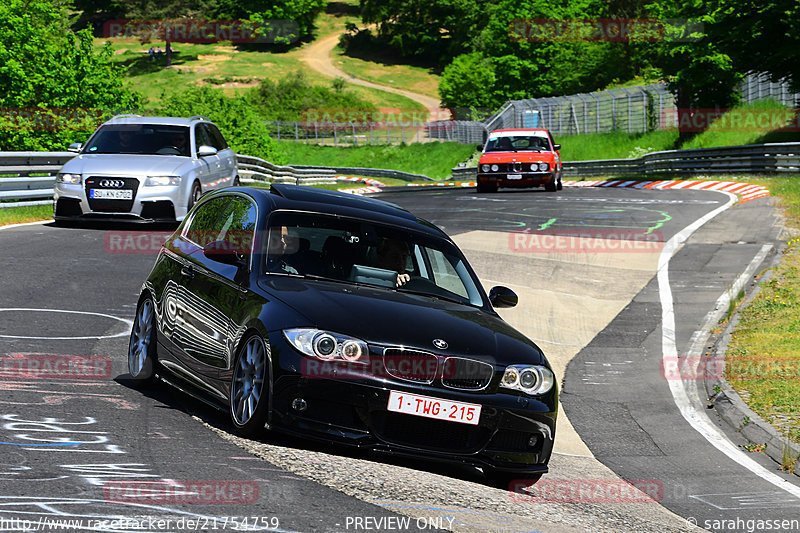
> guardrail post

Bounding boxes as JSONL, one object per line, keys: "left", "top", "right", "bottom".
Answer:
{"left": 295, "top": 122, "right": 299, "bottom": 142}
{"left": 334, "top": 124, "right": 338, "bottom": 147}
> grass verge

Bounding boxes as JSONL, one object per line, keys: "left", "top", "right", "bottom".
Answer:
{"left": 277, "top": 141, "right": 475, "bottom": 179}
{"left": 724, "top": 176, "right": 800, "bottom": 446}
{"left": 0, "top": 204, "right": 53, "bottom": 227}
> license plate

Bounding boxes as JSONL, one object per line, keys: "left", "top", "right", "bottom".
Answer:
{"left": 90, "top": 189, "right": 132, "bottom": 200}
{"left": 388, "top": 390, "right": 481, "bottom": 425}
{"left": 506, "top": 174, "right": 523, "bottom": 180}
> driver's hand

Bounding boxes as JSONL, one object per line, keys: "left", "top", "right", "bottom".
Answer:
{"left": 396, "top": 273, "right": 411, "bottom": 287}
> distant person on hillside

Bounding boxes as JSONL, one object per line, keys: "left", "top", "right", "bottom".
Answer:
{"left": 156, "top": 47, "right": 163, "bottom": 59}
{"left": 148, "top": 47, "right": 155, "bottom": 61}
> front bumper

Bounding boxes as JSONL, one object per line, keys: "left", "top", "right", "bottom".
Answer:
{"left": 269, "top": 343, "right": 557, "bottom": 473}
{"left": 477, "top": 172, "right": 556, "bottom": 188}
{"left": 54, "top": 182, "right": 182, "bottom": 222}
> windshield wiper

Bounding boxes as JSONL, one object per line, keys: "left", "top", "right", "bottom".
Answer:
{"left": 396, "top": 287, "right": 471, "bottom": 307}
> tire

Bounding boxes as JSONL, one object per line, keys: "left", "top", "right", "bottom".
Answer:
{"left": 128, "top": 297, "right": 157, "bottom": 385}
{"left": 477, "top": 181, "right": 498, "bottom": 193}
{"left": 545, "top": 179, "right": 557, "bottom": 192}
{"left": 230, "top": 334, "right": 270, "bottom": 437}
{"left": 232, "top": 176, "right": 240, "bottom": 187}
{"left": 556, "top": 175, "right": 563, "bottom": 191}
{"left": 188, "top": 181, "right": 202, "bottom": 211}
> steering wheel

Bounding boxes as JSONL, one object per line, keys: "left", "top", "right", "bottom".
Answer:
{"left": 156, "top": 146, "right": 182, "bottom": 155}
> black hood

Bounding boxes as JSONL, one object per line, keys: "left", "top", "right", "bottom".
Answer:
{"left": 258, "top": 277, "right": 547, "bottom": 366}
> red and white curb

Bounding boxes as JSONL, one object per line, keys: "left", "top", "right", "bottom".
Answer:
{"left": 336, "top": 176, "right": 385, "bottom": 195}
{"left": 347, "top": 179, "right": 769, "bottom": 203}
{"left": 561, "top": 179, "right": 770, "bottom": 203}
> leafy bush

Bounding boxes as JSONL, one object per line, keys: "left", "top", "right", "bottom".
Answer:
{"left": 249, "top": 70, "right": 376, "bottom": 122}
{"left": 156, "top": 86, "right": 285, "bottom": 163}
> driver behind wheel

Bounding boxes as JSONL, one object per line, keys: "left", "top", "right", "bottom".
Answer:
{"left": 376, "top": 238, "right": 411, "bottom": 287}
{"left": 167, "top": 131, "right": 188, "bottom": 156}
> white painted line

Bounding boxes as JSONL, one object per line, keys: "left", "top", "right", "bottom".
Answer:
{"left": 0, "top": 308, "right": 133, "bottom": 340}
{"left": 0, "top": 220, "right": 48, "bottom": 231}
{"left": 658, "top": 191, "right": 800, "bottom": 500}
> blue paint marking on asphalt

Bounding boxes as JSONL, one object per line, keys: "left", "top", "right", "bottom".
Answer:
{"left": 0, "top": 441, "right": 81, "bottom": 446}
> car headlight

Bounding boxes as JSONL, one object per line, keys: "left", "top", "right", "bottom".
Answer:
{"left": 145, "top": 176, "right": 181, "bottom": 187}
{"left": 57, "top": 173, "right": 81, "bottom": 184}
{"left": 500, "top": 364, "right": 554, "bottom": 395}
{"left": 283, "top": 328, "right": 368, "bottom": 363}
{"left": 538, "top": 162, "right": 549, "bottom": 171}
{"left": 490, "top": 164, "right": 499, "bottom": 172}
{"left": 480, "top": 164, "right": 490, "bottom": 172}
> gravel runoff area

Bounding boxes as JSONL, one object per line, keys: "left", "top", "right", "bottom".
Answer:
{"left": 201, "top": 419, "right": 703, "bottom": 533}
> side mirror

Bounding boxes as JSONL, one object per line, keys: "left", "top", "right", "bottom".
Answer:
{"left": 68, "top": 143, "right": 83, "bottom": 153}
{"left": 489, "top": 286, "right": 518, "bottom": 308}
{"left": 197, "top": 145, "right": 218, "bottom": 157}
{"left": 553, "top": 144, "right": 561, "bottom": 151}
{"left": 203, "top": 240, "right": 247, "bottom": 267}
{"left": 476, "top": 144, "right": 484, "bottom": 152}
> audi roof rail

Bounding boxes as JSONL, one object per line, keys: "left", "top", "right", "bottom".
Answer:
{"left": 189, "top": 115, "right": 211, "bottom": 122}
{"left": 111, "top": 114, "right": 143, "bottom": 119}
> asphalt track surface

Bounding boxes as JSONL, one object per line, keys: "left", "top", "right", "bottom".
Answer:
{"left": 0, "top": 185, "right": 796, "bottom": 532}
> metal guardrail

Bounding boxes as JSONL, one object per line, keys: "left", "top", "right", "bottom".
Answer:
{"left": 453, "top": 142, "right": 800, "bottom": 179}
{"left": 0, "top": 152, "right": 342, "bottom": 208}
{"left": 235, "top": 154, "right": 337, "bottom": 184}
{"left": 4, "top": 143, "right": 798, "bottom": 208}
{"left": 288, "top": 165, "right": 433, "bottom": 182}
{"left": 0, "top": 152, "right": 75, "bottom": 207}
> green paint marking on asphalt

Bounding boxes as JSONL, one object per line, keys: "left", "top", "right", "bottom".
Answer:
{"left": 539, "top": 218, "right": 557, "bottom": 230}
{"left": 646, "top": 210, "right": 672, "bottom": 234}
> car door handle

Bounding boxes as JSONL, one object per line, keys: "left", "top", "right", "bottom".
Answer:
{"left": 180, "top": 266, "right": 195, "bottom": 279}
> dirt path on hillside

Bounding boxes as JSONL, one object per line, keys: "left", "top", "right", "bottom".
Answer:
{"left": 300, "top": 31, "right": 443, "bottom": 120}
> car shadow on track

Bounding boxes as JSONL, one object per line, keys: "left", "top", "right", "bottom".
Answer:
{"left": 45, "top": 220, "right": 180, "bottom": 232}
{"left": 114, "top": 373, "right": 528, "bottom": 491}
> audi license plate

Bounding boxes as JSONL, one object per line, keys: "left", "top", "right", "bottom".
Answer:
{"left": 388, "top": 390, "right": 481, "bottom": 425}
{"left": 506, "top": 174, "right": 523, "bottom": 180}
{"left": 90, "top": 189, "right": 132, "bottom": 200}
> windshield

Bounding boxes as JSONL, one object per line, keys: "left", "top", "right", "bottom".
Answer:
{"left": 83, "top": 124, "right": 191, "bottom": 156}
{"left": 485, "top": 135, "right": 551, "bottom": 152}
{"left": 263, "top": 211, "right": 485, "bottom": 307}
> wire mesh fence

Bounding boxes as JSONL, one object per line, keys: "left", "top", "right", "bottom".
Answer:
{"left": 270, "top": 73, "right": 800, "bottom": 146}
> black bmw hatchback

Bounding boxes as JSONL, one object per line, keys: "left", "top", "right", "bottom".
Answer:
{"left": 129, "top": 184, "right": 557, "bottom": 477}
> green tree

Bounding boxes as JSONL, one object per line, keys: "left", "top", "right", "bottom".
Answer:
{"left": 438, "top": 53, "right": 497, "bottom": 118}
{"left": 0, "top": 0, "right": 139, "bottom": 150}
{"left": 712, "top": 0, "right": 800, "bottom": 91}
{"left": 646, "top": 2, "right": 741, "bottom": 141}
{"left": 360, "top": 0, "right": 489, "bottom": 63}
{"left": 120, "top": 0, "right": 217, "bottom": 66}
{"left": 214, "top": 0, "right": 326, "bottom": 42}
